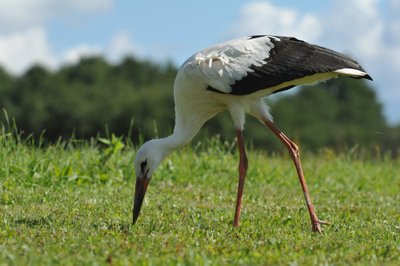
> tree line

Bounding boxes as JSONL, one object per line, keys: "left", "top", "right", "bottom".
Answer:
{"left": 0, "top": 56, "right": 399, "bottom": 156}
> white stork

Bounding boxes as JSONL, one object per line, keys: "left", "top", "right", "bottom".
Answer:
{"left": 132, "top": 35, "right": 372, "bottom": 233}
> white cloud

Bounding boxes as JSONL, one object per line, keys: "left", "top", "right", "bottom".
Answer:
{"left": 59, "top": 30, "right": 139, "bottom": 67}
{"left": 59, "top": 31, "right": 138, "bottom": 66}
{"left": 387, "top": 0, "right": 400, "bottom": 45}
{"left": 61, "top": 45, "right": 103, "bottom": 65}
{"left": 0, "top": 27, "right": 103, "bottom": 74}
{"left": 323, "top": 0, "right": 400, "bottom": 123}
{"left": 0, "top": 28, "right": 56, "bottom": 74}
{"left": 106, "top": 31, "right": 137, "bottom": 63}
{"left": 0, "top": 0, "right": 112, "bottom": 33}
{"left": 0, "top": 0, "right": 122, "bottom": 74}
{"left": 0, "top": 27, "right": 137, "bottom": 75}
{"left": 229, "top": 1, "right": 322, "bottom": 42}
{"left": 323, "top": 0, "right": 384, "bottom": 58}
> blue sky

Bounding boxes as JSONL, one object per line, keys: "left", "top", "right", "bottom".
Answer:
{"left": 0, "top": 0, "right": 399, "bottom": 123}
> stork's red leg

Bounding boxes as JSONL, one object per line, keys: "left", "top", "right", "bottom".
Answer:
{"left": 262, "top": 118, "right": 326, "bottom": 234}
{"left": 233, "top": 129, "right": 248, "bottom": 227}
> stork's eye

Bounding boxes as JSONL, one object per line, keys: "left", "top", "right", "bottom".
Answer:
{"left": 140, "top": 160, "right": 147, "bottom": 172}
{"left": 140, "top": 159, "right": 150, "bottom": 178}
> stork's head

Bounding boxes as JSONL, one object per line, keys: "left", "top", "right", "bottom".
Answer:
{"left": 132, "top": 139, "right": 168, "bottom": 224}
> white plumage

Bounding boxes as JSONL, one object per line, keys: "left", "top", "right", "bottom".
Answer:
{"left": 185, "top": 36, "right": 277, "bottom": 93}
{"left": 132, "top": 35, "right": 372, "bottom": 234}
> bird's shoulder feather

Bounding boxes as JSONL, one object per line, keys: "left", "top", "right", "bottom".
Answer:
{"left": 179, "top": 35, "right": 278, "bottom": 93}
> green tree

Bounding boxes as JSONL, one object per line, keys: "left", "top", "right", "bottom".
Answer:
{"left": 4, "top": 65, "right": 52, "bottom": 134}
{"left": 0, "top": 56, "right": 396, "bottom": 156}
{"left": 0, "top": 66, "right": 14, "bottom": 112}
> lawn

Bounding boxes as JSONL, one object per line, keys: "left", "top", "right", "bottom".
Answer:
{"left": 0, "top": 133, "right": 399, "bottom": 265}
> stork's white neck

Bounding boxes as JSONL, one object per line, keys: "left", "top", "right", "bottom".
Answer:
{"left": 162, "top": 104, "right": 207, "bottom": 150}
{"left": 138, "top": 116, "right": 201, "bottom": 177}
{"left": 156, "top": 126, "right": 197, "bottom": 156}
{"left": 140, "top": 70, "right": 223, "bottom": 175}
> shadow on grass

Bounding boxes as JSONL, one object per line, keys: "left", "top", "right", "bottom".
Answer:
{"left": 90, "top": 221, "right": 132, "bottom": 234}
{"left": 14, "top": 216, "right": 53, "bottom": 227}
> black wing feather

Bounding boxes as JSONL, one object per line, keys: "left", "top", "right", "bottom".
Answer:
{"left": 229, "top": 36, "right": 370, "bottom": 95}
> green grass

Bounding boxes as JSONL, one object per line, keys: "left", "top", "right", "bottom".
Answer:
{"left": 0, "top": 132, "right": 399, "bottom": 265}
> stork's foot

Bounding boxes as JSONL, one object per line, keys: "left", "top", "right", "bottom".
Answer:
{"left": 312, "top": 219, "right": 330, "bottom": 234}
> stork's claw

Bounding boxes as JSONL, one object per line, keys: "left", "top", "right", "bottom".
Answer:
{"left": 312, "top": 219, "right": 330, "bottom": 235}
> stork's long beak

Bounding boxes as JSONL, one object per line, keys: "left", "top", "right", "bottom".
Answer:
{"left": 132, "top": 177, "right": 150, "bottom": 224}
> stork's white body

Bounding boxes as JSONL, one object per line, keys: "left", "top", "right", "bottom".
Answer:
{"left": 133, "top": 35, "right": 372, "bottom": 232}
{"left": 177, "top": 35, "right": 368, "bottom": 135}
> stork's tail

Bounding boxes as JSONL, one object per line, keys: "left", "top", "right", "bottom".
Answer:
{"left": 334, "top": 68, "right": 373, "bottom": 81}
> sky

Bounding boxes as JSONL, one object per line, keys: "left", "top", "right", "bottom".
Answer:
{"left": 0, "top": 0, "right": 399, "bottom": 123}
